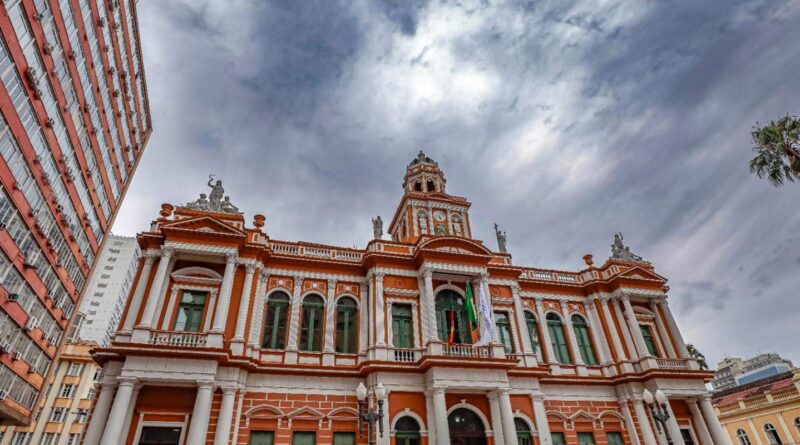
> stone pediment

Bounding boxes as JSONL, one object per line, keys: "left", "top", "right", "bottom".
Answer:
{"left": 418, "top": 237, "right": 492, "bottom": 256}
{"left": 161, "top": 216, "right": 245, "bottom": 238}
{"left": 616, "top": 265, "right": 665, "bottom": 282}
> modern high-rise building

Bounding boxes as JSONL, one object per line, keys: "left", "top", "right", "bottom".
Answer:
{"left": 86, "top": 153, "right": 726, "bottom": 445}
{"left": 712, "top": 354, "right": 795, "bottom": 391}
{"left": 0, "top": 0, "right": 150, "bottom": 425}
{"left": 0, "top": 341, "right": 102, "bottom": 444}
{"left": 77, "top": 234, "right": 139, "bottom": 346}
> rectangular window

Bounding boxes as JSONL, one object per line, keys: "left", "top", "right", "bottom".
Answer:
{"left": 551, "top": 433, "right": 566, "bottom": 445}
{"left": 494, "top": 312, "right": 514, "bottom": 353}
{"left": 680, "top": 429, "right": 695, "bottom": 445}
{"left": 59, "top": 384, "right": 76, "bottom": 398}
{"left": 67, "top": 362, "right": 85, "bottom": 375}
{"left": 249, "top": 431, "right": 275, "bottom": 445}
{"left": 12, "top": 432, "right": 32, "bottom": 445}
{"left": 41, "top": 433, "right": 57, "bottom": 445}
{"left": 173, "top": 291, "right": 208, "bottom": 332}
{"left": 640, "top": 325, "right": 659, "bottom": 356}
{"left": 333, "top": 432, "right": 356, "bottom": 445}
{"left": 66, "top": 434, "right": 80, "bottom": 445}
{"left": 577, "top": 433, "right": 596, "bottom": 445}
{"left": 607, "top": 432, "right": 625, "bottom": 445}
{"left": 50, "top": 407, "right": 66, "bottom": 422}
{"left": 293, "top": 432, "right": 316, "bottom": 445}
{"left": 392, "top": 304, "right": 414, "bottom": 348}
{"left": 139, "top": 426, "right": 182, "bottom": 445}
{"left": 76, "top": 408, "right": 88, "bottom": 423}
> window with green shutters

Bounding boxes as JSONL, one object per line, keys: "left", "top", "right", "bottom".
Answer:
{"left": 551, "top": 432, "right": 567, "bottom": 445}
{"left": 435, "top": 290, "right": 471, "bottom": 344}
{"left": 571, "top": 315, "right": 597, "bottom": 365}
{"left": 606, "top": 432, "right": 624, "bottom": 445}
{"left": 524, "top": 312, "right": 539, "bottom": 354}
{"left": 546, "top": 313, "right": 571, "bottom": 364}
{"left": 577, "top": 432, "right": 596, "bottom": 445}
{"left": 335, "top": 298, "right": 358, "bottom": 353}
{"left": 293, "top": 432, "right": 316, "bottom": 445}
{"left": 495, "top": 312, "right": 514, "bottom": 353}
{"left": 514, "top": 418, "right": 532, "bottom": 445}
{"left": 392, "top": 304, "right": 414, "bottom": 348}
{"left": 333, "top": 432, "right": 356, "bottom": 445}
{"left": 639, "top": 324, "right": 659, "bottom": 357}
{"left": 395, "top": 416, "right": 421, "bottom": 445}
{"left": 299, "top": 295, "right": 325, "bottom": 352}
{"left": 249, "top": 431, "right": 275, "bottom": 445}
{"left": 262, "top": 292, "right": 290, "bottom": 349}
{"left": 173, "top": 291, "right": 207, "bottom": 332}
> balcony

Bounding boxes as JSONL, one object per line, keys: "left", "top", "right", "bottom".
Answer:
{"left": 391, "top": 348, "right": 424, "bottom": 363}
{"left": 443, "top": 344, "right": 494, "bottom": 359}
{"left": 655, "top": 358, "right": 689, "bottom": 370}
{"left": 148, "top": 331, "right": 208, "bottom": 348}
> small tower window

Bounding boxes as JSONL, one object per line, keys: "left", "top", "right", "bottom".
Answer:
{"left": 427, "top": 180, "right": 435, "bottom": 191}
{"left": 414, "top": 181, "right": 422, "bottom": 192}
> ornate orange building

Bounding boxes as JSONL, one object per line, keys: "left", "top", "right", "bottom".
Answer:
{"left": 87, "top": 153, "right": 727, "bottom": 445}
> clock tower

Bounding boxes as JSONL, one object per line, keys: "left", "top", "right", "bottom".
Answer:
{"left": 388, "top": 151, "right": 473, "bottom": 244}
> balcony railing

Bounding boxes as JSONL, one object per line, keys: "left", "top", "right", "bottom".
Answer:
{"left": 391, "top": 348, "right": 423, "bottom": 363}
{"left": 269, "top": 242, "right": 364, "bottom": 263}
{"left": 149, "top": 331, "right": 208, "bottom": 348}
{"left": 656, "top": 358, "right": 689, "bottom": 370}
{"left": 519, "top": 269, "right": 582, "bottom": 284}
{"left": 443, "top": 344, "right": 493, "bottom": 359}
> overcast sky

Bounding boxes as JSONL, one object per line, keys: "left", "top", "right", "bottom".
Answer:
{"left": 114, "top": 0, "right": 800, "bottom": 368}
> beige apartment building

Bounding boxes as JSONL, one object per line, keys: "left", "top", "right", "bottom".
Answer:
{"left": 0, "top": 342, "right": 100, "bottom": 445}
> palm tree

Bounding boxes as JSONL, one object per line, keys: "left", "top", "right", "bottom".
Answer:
{"left": 749, "top": 115, "right": 800, "bottom": 186}
{"left": 686, "top": 344, "right": 709, "bottom": 370}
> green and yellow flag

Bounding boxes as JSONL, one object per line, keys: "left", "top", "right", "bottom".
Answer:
{"left": 465, "top": 281, "right": 478, "bottom": 331}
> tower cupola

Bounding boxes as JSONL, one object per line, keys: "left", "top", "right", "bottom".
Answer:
{"left": 403, "top": 151, "right": 446, "bottom": 194}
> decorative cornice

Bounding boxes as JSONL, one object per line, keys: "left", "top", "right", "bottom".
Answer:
{"left": 263, "top": 268, "right": 366, "bottom": 284}
{"left": 419, "top": 262, "right": 487, "bottom": 276}
{"left": 164, "top": 240, "right": 239, "bottom": 256}
{"left": 384, "top": 288, "right": 420, "bottom": 297}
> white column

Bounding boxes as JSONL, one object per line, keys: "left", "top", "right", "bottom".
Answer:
{"left": 99, "top": 377, "right": 136, "bottom": 445}
{"left": 137, "top": 248, "right": 173, "bottom": 328}
{"left": 621, "top": 295, "right": 650, "bottom": 357}
{"left": 375, "top": 273, "right": 386, "bottom": 346}
{"left": 186, "top": 381, "right": 215, "bottom": 445}
{"left": 378, "top": 390, "right": 391, "bottom": 445}
{"left": 775, "top": 414, "right": 794, "bottom": 445}
{"left": 213, "top": 387, "right": 237, "bottom": 445}
{"left": 432, "top": 388, "right": 450, "bottom": 445}
{"left": 586, "top": 299, "right": 610, "bottom": 364}
{"left": 324, "top": 279, "right": 337, "bottom": 353}
{"left": 285, "top": 276, "right": 304, "bottom": 350}
{"left": 426, "top": 391, "right": 438, "bottom": 445}
{"left": 359, "top": 282, "right": 368, "bottom": 355}
{"left": 248, "top": 272, "right": 269, "bottom": 352}
{"left": 560, "top": 301, "right": 585, "bottom": 367}
{"left": 511, "top": 285, "right": 535, "bottom": 359}
{"left": 747, "top": 420, "right": 764, "bottom": 445}
{"left": 487, "top": 392, "right": 506, "bottom": 445}
{"left": 211, "top": 254, "right": 238, "bottom": 333}
{"left": 687, "top": 399, "right": 713, "bottom": 445}
{"left": 83, "top": 382, "right": 117, "bottom": 445}
{"left": 613, "top": 298, "right": 639, "bottom": 360}
{"left": 498, "top": 390, "right": 518, "bottom": 445}
{"left": 233, "top": 265, "right": 257, "bottom": 341}
{"left": 535, "top": 299, "right": 557, "bottom": 365}
{"left": 632, "top": 398, "right": 658, "bottom": 445}
{"left": 661, "top": 398, "right": 684, "bottom": 445}
{"left": 601, "top": 298, "right": 627, "bottom": 361}
{"left": 531, "top": 394, "right": 552, "bottom": 445}
{"left": 423, "top": 269, "right": 437, "bottom": 343}
{"left": 118, "top": 384, "right": 140, "bottom": 444}
{"left": 650, "top": 300, "right": 676, "bottom": 358}
{"left": 121, "top": 255, "right": 155, "bottom": 332}
{"left": 659, "top": 300, "right": 689, "bottom": 358}
{"left": 618, "top": 399, "right": 641, "bottom": 445}
{"left": 700, "top": 395, "right": 731, "bottom": 445}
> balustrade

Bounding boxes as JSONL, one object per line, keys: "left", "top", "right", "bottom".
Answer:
{"left": 443, "top": 344, "right": 493, "bottom": 358}
{"left": 149, "top": 331, "right": 208, "bottom": 348}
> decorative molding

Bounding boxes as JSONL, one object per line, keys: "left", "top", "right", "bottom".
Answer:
{"left": 163, "top": 241, "right": 238, "bottom": 256}
{"left": 263, "top": 268, "right": 366, "bottom": 283}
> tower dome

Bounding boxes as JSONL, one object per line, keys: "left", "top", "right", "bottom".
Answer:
{"left": 403, "top": 150, "right": 446, "bottom": 193}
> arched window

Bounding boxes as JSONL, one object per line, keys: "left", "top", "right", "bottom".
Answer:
{"left": 414, "top": 181, "right": 422, "bottom": 192}
{"left": 448, "top": 408, "right": 486, "bottom": 445}
{"left": 524, "top": 312, "right": 539, "bottom": 354}
{"left": 299, "top": 295, "right": 325, "bottom": 352}
{"left": 736, "top": 429, "right": 752, "bottom": 445}
{"left": 546, "top": 313, "right": 571, "bottom": 364}
{"left": 639, "top": 324, "right": 659, "bottom": 356}
{"left": 514, "top": 418, "right": 532, "bottom": 445}
{"left": 764, "top": 424, "right": 783, "bottom": 445}
{"left": 571, "top": 314, "right": 597, "bottom": 365}
{"left": 262, "top": 292, "right": 290, "bottom": 349}
{"left": 395, "top": 416, "right": 421, "bottom": 445}
{"left": 427, "top": 179, "right": 436, "bottom": 192}
{"left": 335, "top": 297, "right": 358, "bottom": 354}
{"left": 435, "top": 290, "right": 471, "bottom": 345}
{"left": 494, "top": 312, "right": 514, "bottom": 353}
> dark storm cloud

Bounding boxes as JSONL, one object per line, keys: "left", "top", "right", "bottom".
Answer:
{"left": 116, "top": 0, "right": 800, "bottom": 366}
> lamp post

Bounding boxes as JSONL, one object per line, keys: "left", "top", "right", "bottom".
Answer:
{"left": 643, "top": 389, "right": 673, "bottom": 445}
{"left": 356, "top": 382, "right": 386, "bottom": 445}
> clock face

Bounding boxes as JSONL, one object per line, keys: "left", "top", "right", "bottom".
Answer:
{"left": 433, "top": 210, "right": 446, "bottom": 222}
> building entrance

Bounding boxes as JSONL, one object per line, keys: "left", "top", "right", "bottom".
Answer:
{"left": 448, "top": 408, "right": 487, "bottom": 445}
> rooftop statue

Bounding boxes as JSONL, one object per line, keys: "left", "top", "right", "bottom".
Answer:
{"left": 184, "top": 175, "right": 241, "bottom": 213}
{"left": 609, "top": 232, "right": 647, "bottom": 263}
{"left": 372, "top": 215, "right": 383, "bottom": 240}
{"left": 494, "top": 223, "right": 507, "bottom": 253}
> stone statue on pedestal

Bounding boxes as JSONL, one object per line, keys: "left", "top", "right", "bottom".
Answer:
{"left": 494, "top": 223, "right": 507, "bottom": 253}
{"left": 372, "top": 216, "right": 383, "bottom": 240}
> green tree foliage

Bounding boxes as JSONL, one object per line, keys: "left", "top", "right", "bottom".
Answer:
{"left": 686, "top": 343, "right": 709, "bottom": 370}
{"left": 749, "top": 115, "right": 800, "bottom": 186}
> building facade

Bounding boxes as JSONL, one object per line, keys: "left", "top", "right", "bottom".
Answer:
{"left": 89, "top": 154, "right": 726, "bottom": 445}
{"left": 713, "top": 369, "right": 800, "bottom": 445}
{"left": 77, "top": 234, "right": 140, "bottom": 346}
{"left": 712, "top": 355, "right": 795, "bottom": 392}
{"left": 0, "top": 341, "right": 101, "bottom": 444}
{"left": 0, "top": 0, "right": 151, "bottom": 425}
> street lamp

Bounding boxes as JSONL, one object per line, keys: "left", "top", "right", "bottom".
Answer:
{"left": 643, "top": 389, "right": 673, "bottom": 445}
{"left": 356, "top": 382, "right": 386, "bottom": 445}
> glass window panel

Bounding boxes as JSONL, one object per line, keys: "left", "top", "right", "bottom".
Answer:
{"left": 577, "top": 433, "right": 596, "bottom": 445}
{"left": 249, "top": 431, "right": 274, "bottom": 445}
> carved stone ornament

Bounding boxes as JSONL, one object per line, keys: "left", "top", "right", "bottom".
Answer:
{"left": 372, "top": 215, "right": 383, "bottom": 240}
{"left": 183, "top": 175, "right": 241, "bottom": 214}
{"left": 609, "top": 232, "right": 648, "bottom": 263}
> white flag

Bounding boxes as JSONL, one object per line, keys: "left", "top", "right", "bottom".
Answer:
{"left": 474, "top": 280, "right": 494, "bottom": 347}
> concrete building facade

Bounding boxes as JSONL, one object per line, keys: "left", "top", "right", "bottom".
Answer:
{"left": 712, "top": 355, "right": 795, "bottom": 392}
